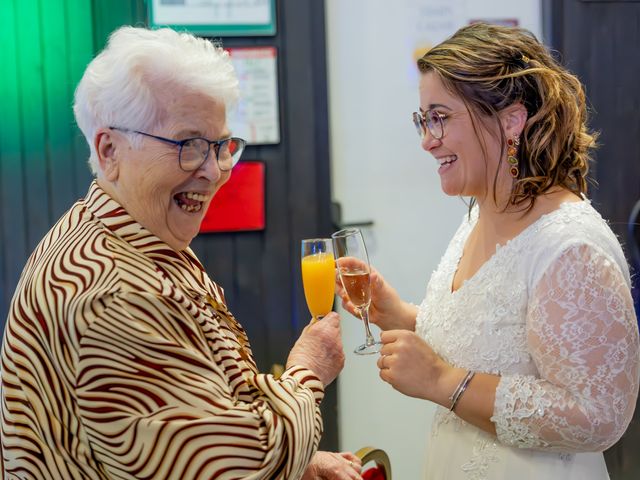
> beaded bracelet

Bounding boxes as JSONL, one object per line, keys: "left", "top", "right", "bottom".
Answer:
{"left": 448, "top": 370, "right": 475, "bottom": 412}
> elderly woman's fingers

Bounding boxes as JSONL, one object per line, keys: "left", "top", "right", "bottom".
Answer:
{"left": 338, "top": 451, "right": 363, "bottom": 472}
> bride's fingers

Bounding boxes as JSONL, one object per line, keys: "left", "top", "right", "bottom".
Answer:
{"left": 369, "top": 270, "right": 386, "bottom": 294}
{"left": 341, "top": 297, "right": 357, "bottom": 316}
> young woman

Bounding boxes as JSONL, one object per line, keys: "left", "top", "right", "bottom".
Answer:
{"left": 339, "top": 23, "right": 639, "bottom": 479}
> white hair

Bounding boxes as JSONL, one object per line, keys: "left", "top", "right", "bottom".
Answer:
{"left": 73, "top": 26, "right": 239, "bottom": 175}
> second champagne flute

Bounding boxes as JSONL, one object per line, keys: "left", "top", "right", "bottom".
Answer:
{"left": 331, "top": 228, "right": 382, "bottom": 355}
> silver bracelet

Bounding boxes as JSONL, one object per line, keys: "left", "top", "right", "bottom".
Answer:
{"left": 448, "top": 370, "right": 475, "bottom": 412}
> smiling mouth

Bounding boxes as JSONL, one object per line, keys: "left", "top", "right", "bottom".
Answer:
{"left": 173, "top": 192, "right": 208, "bottom": 213}
{"left": 437, "top": 155, "right": 457, "bottom": 167}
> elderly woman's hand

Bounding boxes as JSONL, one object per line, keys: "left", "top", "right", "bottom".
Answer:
{"left": 287, "top": 312, "right": 345, "bottom": 387}
{"left": 377, "top": 329, "right": 457, "bottom": 405}
{"left": 301, "top": 451, "right": 363, "bottom": 480}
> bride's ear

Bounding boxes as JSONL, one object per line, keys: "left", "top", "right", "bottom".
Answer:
{"left": 499, "top": 103, "right": 528, "bottom": 138}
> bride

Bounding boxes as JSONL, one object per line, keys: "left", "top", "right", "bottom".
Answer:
{"left": 338, "top": 23, "right": 639, "bottom": 480}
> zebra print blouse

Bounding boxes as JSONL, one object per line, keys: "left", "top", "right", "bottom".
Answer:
{"left": 1, "top": 181, "right": 324, "bottom": 479}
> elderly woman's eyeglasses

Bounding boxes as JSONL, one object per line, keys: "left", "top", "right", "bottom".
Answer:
{"left": 110, "top": 127, "right": 246, "bottom": 172}
{"left": 412, "top": 109, "right": 446, "bottom": 140}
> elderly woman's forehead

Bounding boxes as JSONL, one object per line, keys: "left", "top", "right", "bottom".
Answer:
{"left": 163, "top": 113, "right": 229, "bottom": 139}
{"left": 160, "top": 91, "right": 224, "bottom": 118}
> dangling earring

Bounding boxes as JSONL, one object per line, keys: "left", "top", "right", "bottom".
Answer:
{"left": 507, "top": 135, "right": 520, "bottom": 178}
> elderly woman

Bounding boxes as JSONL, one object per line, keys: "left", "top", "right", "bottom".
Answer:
{"left": 1, "top": 27, "right": 362, "bottom": 480}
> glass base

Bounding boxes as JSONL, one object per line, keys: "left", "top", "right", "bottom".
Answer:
{"left": 354, "top": 341, "right": 382, "bottom": 355}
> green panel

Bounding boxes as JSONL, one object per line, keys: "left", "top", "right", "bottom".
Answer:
{"left": 16, "top": 0, "right": 51, "bottom": 250}
{"left": 66, "top": 0, "right": 95, "bottom": 196}
{"left": 92, "top": 0, "right": 148, "bottom": 52}
{"left": 66, "top": 0, "right": 95, "bottom": 87}
{"left": 0, "top": 0, "right": 23, "bottom": 165}
{"left": 0, "top": 0, "right": 28, "bottom": 314}
{"left": 42, "top": 0, "right": 77, "bottom": 217}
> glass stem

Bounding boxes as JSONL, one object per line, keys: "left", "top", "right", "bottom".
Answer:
{"left": 360, "top": 306, "right": 375, "bottom": 346}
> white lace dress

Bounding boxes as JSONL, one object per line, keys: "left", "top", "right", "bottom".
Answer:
{"left": 416, "top": 201, "right": 639, "bottom": 480}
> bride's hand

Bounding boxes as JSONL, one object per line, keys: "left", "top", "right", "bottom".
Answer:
{"left": 377, "top": 329, "right": 457, "bottom": 403}
{"left": 336, "top": 266, "right": 417, "bottom": 331}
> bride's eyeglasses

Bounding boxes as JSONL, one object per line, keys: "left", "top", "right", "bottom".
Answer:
{"left": 412, "top": 109, "right": 446, "bottom": 139}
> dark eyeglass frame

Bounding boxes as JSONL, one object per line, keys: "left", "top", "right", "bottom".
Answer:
{"left": 109, "top": 126, "right": 246, "bottom": 172}
{"left": 412, "top": 109, "right": 446, "bottom": 140}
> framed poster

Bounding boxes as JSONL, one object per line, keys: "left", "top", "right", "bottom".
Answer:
{"left": 150, "top": 0, "right": 276, "bottom": 36}
{"left": 227, "top": 46, "right": 280, "bottom": 145}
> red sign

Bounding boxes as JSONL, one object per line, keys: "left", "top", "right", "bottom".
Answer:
{"left": 199, "top": 161, "right": 265, "bottom": 233}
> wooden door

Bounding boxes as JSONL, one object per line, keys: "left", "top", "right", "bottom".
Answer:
{"left": 547, "top": 1, "right": 640, "bottom": 477}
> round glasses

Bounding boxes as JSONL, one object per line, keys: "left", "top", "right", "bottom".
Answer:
{"left": 110, "top": 127, "right": 246, "bottom": 172}
{"left": 178, "top": 136, "right": 246, "bottom": 172}
{"left": 412, "top": 109, "right": 445, "bottom": 140}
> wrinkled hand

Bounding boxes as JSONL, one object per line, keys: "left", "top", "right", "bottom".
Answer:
{"left": 301, "top": 451, "right": 363, "bottom": 480}
{"left": 377, "top": 329, "right": 451, "bottom": 402}
{"left": 287, "top": 313, "right": 345, "bottom": 386}
{"left": 336, "top": 265, "right": 416, "bottom": 331}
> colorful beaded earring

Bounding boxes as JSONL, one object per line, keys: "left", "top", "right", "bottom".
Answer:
{"left": 507, "top": 135, "right": 520, "bottom": 178}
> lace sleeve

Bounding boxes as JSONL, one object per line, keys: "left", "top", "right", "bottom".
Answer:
{"left": 491, "top": 244, "right": 639, "bottom": 452}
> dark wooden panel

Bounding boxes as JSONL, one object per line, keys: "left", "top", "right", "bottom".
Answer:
{"left": 234, "top": 233, "right": 270, "bottom": 369}
{"left": 281, "top": 0, "right": 337, "bottom": 451}
{"left": 307, "top": 1, "right": 339, "bottom": 451}
{"left": 283, "top": 0, "right": 332, "bottom": 321}
{"left": 218, "top": 7, "right": 300, "bottom": 376}
{"left": 558, "top": 1, "right": 640, "bottom": 244}
{"left": 550, "top": 2, "right": 640, "bottom": 478}
{"left": 199, "top": 235, "right": 237, "bottom": 305}
{"left": 581, "top": 0, "right": 640, "bottom": 3}
{"left": 253, "top": 151, "right": 296, "bottom": 368}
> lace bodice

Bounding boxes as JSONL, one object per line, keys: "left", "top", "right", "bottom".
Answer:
{"left": 416, "top": 201, "right": 639, "bottom": 453}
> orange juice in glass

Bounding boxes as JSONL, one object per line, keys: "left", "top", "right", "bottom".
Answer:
{"left": 301, "top": 239, "right": 335, "bottom": 321}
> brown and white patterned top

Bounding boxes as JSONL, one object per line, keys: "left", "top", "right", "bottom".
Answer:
{"left": 1, "top": 181, "right": 324, "bottom": 479}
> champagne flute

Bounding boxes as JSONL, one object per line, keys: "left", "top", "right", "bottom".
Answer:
{"left": 331, "top": 228, "right": 381, "bottom": 355}
{"left": 301, "top": 239, "right": 336, "bottom": 322}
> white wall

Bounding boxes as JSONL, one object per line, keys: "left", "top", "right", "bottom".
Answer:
{"left": 325, "top": 1, "right": 541, "bottom": 478}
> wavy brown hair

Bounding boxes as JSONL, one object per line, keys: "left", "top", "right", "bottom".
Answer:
{"left": 417, "top": 23, "right": 597, "bottom": 210}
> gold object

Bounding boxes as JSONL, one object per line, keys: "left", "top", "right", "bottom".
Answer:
{"left": 270, "top": 363, "right": 285, "bottom": 379}
{"left": 355, "top": 446, "right": 392, "bottom": 479}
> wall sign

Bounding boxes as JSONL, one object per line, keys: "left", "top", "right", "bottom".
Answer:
{"left": 227, "top": 47, "right": 280, "bottom": 145}
{"left": 150, "top": 0, "right": 276, "bottom": 36}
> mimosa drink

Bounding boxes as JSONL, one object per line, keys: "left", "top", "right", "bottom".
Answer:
{"left": 301, "top": 252, "right": 335, "bottom": 319}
